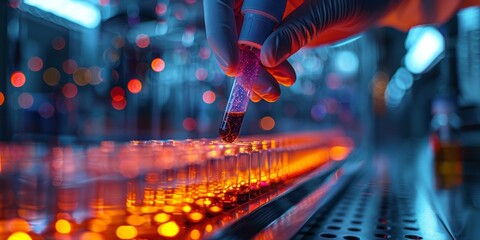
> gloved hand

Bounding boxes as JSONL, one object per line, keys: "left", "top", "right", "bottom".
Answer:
{"left": 204, "top": 0, "right": 467, "bottom": 102}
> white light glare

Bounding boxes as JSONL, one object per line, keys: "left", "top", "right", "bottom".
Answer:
{"left": 23, "top": 0, "right": 101, "bottom": 29}
{"left": 404, "top": 27, "right": 445, "bottom": 74}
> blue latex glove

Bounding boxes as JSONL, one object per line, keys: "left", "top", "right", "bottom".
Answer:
{"left": 204, "top": 0, "right": 399, "bottom": 102}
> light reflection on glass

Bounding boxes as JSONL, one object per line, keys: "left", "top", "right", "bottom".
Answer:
{"left": 0, "top": 132, "right": 353, "bottom": 238}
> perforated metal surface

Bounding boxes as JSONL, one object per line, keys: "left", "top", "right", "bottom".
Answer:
{"left": 293, "top": 170, "right": 453, "bottom": 240}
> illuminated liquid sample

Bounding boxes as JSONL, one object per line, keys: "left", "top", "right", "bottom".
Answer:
{"left": 219, "top": 48, "right": 260, "bottom": 142}
{"left": 219, "top": 112, "right": 245, "bottom": 143}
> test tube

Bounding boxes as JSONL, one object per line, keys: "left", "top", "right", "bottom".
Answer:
{"left": 219, "top": 0, "right": 287, "bottom": 143}
{"left": 269, "top": 139, "right": 279, "bottom": 187}
{"left": 249, "top": 141, "right": 262, "bottom": 199}
{"left": 222, "top": 144, "right": 238, "bottom": 211}
{"left": 219, "top": 47, "right": 260, "bottom": 142}
{"left": 259, "top": 140, "right": 271, "bottom": 193}
{"left": 205, "top": 143, "right": 224, "bottom": 217}
{"left": 236, "top": 143, "right": 251, "bottom": 204}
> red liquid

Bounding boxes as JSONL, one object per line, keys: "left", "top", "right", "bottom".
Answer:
{"left": 219, "top": 112, "right": 245, "bottom": 142}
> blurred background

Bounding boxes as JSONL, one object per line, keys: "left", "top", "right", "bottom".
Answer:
{"left": 1, "top": 0, "right": 375, "bottom": 144}
{"left": 0, "top": 0, "right": 479, "bottom": 146}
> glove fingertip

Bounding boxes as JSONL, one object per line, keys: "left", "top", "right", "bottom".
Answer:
{"left": 260, "top": 34, "right": 290, "bottom": 68}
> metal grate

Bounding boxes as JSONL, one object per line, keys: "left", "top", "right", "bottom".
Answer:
{"left": 293, "top": 171, "right": 452, "bottom": 240}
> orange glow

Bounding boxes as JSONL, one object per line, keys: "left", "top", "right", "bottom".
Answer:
{"left": 158, "top": 221, "right": 180, "bottom": 237}
{"left": 80, "top": 232, "right": 104, "bottom": 240}
{"left": 260, "top": 116, "right": 275, "bottom": 131}
{"left": 0, "top": 92, "right": 4, "bottom": 106}
{"left": 330, "top": 146, "right": 351, "bottom": 161}
{"left": 182, "top": 205, "right": 191, "bottom": 213}
{"left": 11, "top": 71, "right": 26, "bottom": 87}
{"left": 18, "top": 93, "right": 34, "bottom": 109}
{"left": 63, "top": 83, "right": 78, "bottom": 98}
{"left": 63, "top": 59, "right": 78, "bottom": 74}
{"left": 136, "top": 34, "right": 150, "bottom": 48}
{"left": 154, "top": 213, "right": 170, "bottom": 223}
{"left": 28, "top": 57, "right": 43, "bottom": 72}
{"left": 112, "top": 98, "right": 127, "bottom": 110}
{"left": 141, "top": 206, "right": 158, "bottom": 214}
{"left": 188, "top": 212, "right": 204, "bottom": 222}
{"left": 126, "top": 215, "right": 146, "bottom": 226}
{"left": 151, "top": 58, "right": 165, "bottom": 72}
{"left": 182, "top": 117, "right": 196, "bottom": 131}
{"left": 7, "top": 232, "right": 32, "bottom": 240}
{"left": 205, "top": 224, "right": 213, "bottom": 232}
{"left": 7, "top": 218, "right": 30, "bottom": 232}
{"left": 73, "top": 68, "right": 92, "bottom": 86}
{"left": 202, "top": 90, "right": 216, "bottom": 104}
{"left": 127, "top": 79, "right": 142, "bottom": 94}
{"left": 116, "top": 225, "right": 138, "bottom": 240}
{"left": 163, "top": 205, "right": 175, "bottom": 213}
{"left": 89, "top": 219, "right": 108, "bottom": 232}
{"left": 43, "top": 67, "right": 61, "bottom": 86}
{"left": 190, "top": 229, "right": 201, "bottom": 239}
{"left": 55, "top": 219, "right": 72, "bottom": 234}
{"left": 209, "top": 206, "right": 221, "bottom": 213}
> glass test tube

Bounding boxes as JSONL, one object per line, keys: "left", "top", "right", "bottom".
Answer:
{"left": 236, "top": 143, "right": 251, "bottom": 204}
{"left": 222, "top": 144, "right": 238, "bottom": 211}
{"left": 259, "top": 140, "right": 271, "bottom": 193}
{"left": 269, "top": 139, "right": 279, "bottom": 186}
{"left": 205, "top": 143, "right": 224, "bottom": 217}
{"left": 219, "top": 47, "right": 260, "bottom": 142}
{"left": 249, "top": 141, "right": 262, "bottom": 199}
{"left": 183, "top": 141, "right": 207, "bottom": 224}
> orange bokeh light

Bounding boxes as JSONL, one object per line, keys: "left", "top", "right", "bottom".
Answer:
{"left": 116, "top": 225, "right": 137, "bottom": 240}
{"left": 80, "top": 232, "right": 104, "bottom": 240}
{"left": 126, "top": 215, "right": 146, "bottom": 226}
{"left": 151, "top": 58, "right": 165, "bottom": 72}
{"left": 7, "top": 232, "right": 32, "bottom": 240}
{"left": 63, "top": 83, "right": 78, "bottom": 98}
{"left": 7, "top": 218, "right": 30, "bottom": 232}
{"left": 260, "top": 116, "right": 275, "bottom": 131}
{"left": 154, "top": 213, "right": 170, "bottom": 223}
{"left": 158, "top": 221, "right": 180, "bottom": 237}
{"left": 189, "top": 212, "right": 204, "bottom": 222}
{"left": 190, "top": 229, "right": 201, "bottom": 240}
{"left": 127, "top": 79, "right": 142, "bottom": 94}
{"left": 329, "top": 146, "right": 351, "bottom": 161}
{"left": 0, "top": 92, "right": 4, "bottom": 106}
{"left": 55, "top": 219, "right": 72, "bottom": 234}
{"left": 202, "top": 90, "right": 216, "bottom": 104}
{"left": 11, "top": 71, "right": 26, "bottom": 87}
{"left": 28, "top": 57, "right": 44, "bottom": 72}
